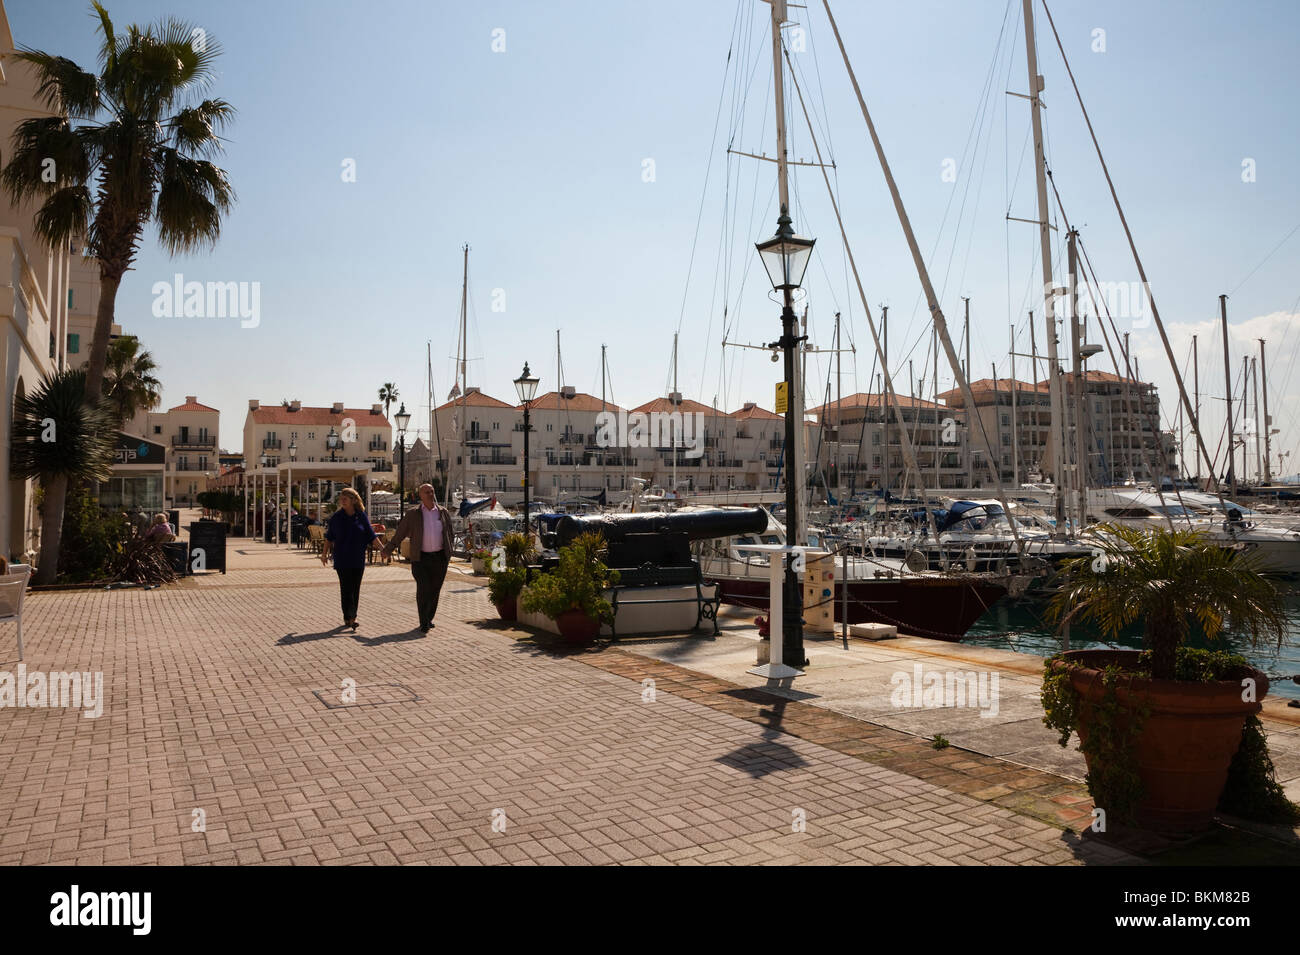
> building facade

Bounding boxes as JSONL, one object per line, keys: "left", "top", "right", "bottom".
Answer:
{"left": 129, "top": 396, "right": 222, "bottom": 506}
{"left": 242, "top": 400, "right": 394, "bottom": 474}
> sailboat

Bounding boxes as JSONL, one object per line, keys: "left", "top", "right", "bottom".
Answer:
{"left": 685, "top": 0, "right": 1018, "bottom": 640}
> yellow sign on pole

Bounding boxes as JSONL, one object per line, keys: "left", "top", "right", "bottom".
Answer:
{"left": 774, "top": 381, "right": 788, "bottom": 414}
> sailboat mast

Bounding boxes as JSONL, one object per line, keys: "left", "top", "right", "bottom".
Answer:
{"left": 1260, "top": 339, "right": 1272, "bottom": 483}
{"left": 1068, "top": 229, "right": 1088, "bottom": 531}
{"left": 672, "top": 331, "right": 678, "bottom": 496}
{"left": 1193, "top": 334, "right": 1200, "bottom": 482}
{"left": 457, "top": 243, "right": 469, "bottom": 505}
{"left": 601, "top": 343, "right": 608, "bottom": 498}
{"left": 1022, "top": 0, "right": 1067, "bottom": 530}
{"left": 1010, "top": 325, "right": 1019, "bottom": 486}
{"left": 835, "top": 311, "right": 842, "bottom": 501}
{"left": 1220, "top": 295, "right": 1235, "bottom": 497}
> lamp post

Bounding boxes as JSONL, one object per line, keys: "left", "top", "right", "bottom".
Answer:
{"left": 326, "top": 427, "right": 341, "bottom": 462}
{"left": 756, "top": 207, "right": 815, "bottom": 668}
{"left": 514, "top": 362, "right": 540, "bottom": 552}
{"left": 395, "top": 402, "right": 411, "bottom": 517}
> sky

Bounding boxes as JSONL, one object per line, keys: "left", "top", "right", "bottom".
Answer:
{"left": 9, "top": 0, "right": 1300, "bottom": 479}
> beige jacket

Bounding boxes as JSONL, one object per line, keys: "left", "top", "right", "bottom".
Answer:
{"left": 386, "top": 503, "right": 455, "bottom": 557}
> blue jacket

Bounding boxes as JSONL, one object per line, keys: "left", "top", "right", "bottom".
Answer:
{"left": 325, "top": 508, "right": 377, "bottom": 569}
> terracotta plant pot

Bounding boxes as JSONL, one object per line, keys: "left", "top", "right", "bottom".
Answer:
{"left": 493, "top": 597, "right": 517, "bottom": 621}
{"left": 471, "top": 557, "right": 487, "bottom": 575}
{"left": 1054, "top": 649, "right": 1268, "bottom": 832}
{"left": 554, "top": 609, "right": 601, "bottom": 644}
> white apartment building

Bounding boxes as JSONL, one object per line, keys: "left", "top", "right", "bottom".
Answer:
{"left": 808, "top": 392, "right": 972, "bottom": 493}
{"left": 0, "top": 2, "right": 94, "bottom": 558}
{"left": 431, "top": 387, "right": 791, "bottom": 504}
{"left": 130, "top": 396, "right": 221, "bottom": 505}
{"left": 242, "top": 400, "right": 394, "bottom": 474}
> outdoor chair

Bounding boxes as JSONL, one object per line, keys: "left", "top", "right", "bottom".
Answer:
{"left": 308, "top": 525, "right": 325, "bottom": 553}
{"left": 0, "top": 567, "right": 30, "bottom": 661}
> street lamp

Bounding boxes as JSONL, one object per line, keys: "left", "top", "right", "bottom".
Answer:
{"left": 326, "top": 427, "right": 341, "bottom": 462}
{"left": 395, "top": 402, "right": 411, "bottom": 515}
{"left": 288, "top": 441, "right": 297, "bottom": 462}
{"left": 514, "top": 362, "right": 540, "bottom": 554}
{"left": 756, "top": 205, "right": 814, "bottom": 669}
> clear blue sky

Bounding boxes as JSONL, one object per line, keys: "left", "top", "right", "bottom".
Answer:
{"left": 10, "top": 0, "right": 1300, "bottom": 477}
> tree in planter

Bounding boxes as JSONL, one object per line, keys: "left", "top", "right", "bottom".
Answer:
{"left": 485, "top": 531, "right": 537, "bottom": 617}
{"left": 9, "top": 369, "right": 117, "bottom": 584}
{"left": 519, "top": 532, "right": 619, "bottom": 627}
{"left": 1049, "top": 524, "right": 1285, "bottom": 682}
{"left": 1043, "top": 523, "right": 1292, "bottom": 827}
{"left": 2, "top": 2, "right": 235, "bottom": 574}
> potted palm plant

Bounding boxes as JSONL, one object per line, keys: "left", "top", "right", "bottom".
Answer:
{"left": 485, "top": 531, "right": 535, "bottom": 620}
{"left": 1042, "top": 524, "right": 1291, "bottom": 832}
{"left": 519, "top": 532, "right": 618, "bottom": 644}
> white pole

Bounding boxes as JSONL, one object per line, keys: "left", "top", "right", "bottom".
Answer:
{"left": 275, "top": 469, "right": 281, "bottom": 546}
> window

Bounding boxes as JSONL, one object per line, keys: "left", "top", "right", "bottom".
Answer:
{"left": 67, "top": 333, "right": 80, "bottom": 354}
{"left": 871, "top": 432, "right": 881, "bottom": 446}
{"left": 153, "top": 425, "right": 161, "bottom": 435}
{"left": 546, "top": 423, "right": 553, "bottom": 431}
{"left": 1001, "top": 414, "right": 1010, "bottom": 427}
{"left": 68, "top": 288, "right": 74, "bottom": 309}
{"left": 492, "top": 421, "right": 499, "bottom": 430}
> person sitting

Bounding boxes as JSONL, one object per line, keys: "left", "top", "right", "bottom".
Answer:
{"left": 145, "top": 513, "right": 176, "bottom": 543}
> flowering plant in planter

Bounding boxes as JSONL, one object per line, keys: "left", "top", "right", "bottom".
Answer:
{"left": 1041, "top": 524, "right": 1295, "bottom": 830}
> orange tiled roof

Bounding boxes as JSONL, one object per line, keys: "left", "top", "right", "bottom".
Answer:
{"left": 168, "top": 399, "right": 220, "bottom": 413}
{"left": 519, "top": 391, "right": 625, "bottom": 413}
{"left": 434, "top": 390, "right": 516, "bottom": 412}
{"left": 630, "top": 396, "right": 725, "bottom": 416}
{"left": 729, "top": 404, "right": 782, "bottom": 420}
{"left": 807, "top": 392, "right": 947, "bottom": 414}
{"left": 249, "top": 405, "right": 391, "bottom": 427}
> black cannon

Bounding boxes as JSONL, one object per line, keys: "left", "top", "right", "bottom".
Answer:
{"left": 553, "top": 507, "right": 768, "bottom": 549}
{"left": 548, "top": 507, "right": 768, "bottom": 640}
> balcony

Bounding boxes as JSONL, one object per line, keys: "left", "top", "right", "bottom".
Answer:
{"left": 172, "top": 435, "right": 216, "bottom": 449}
{"left": 262, "top": 439, "right": 282, "bottom": 450}
{"left": 368, "top": 439, "right": 388, "bottom": 452}
{"left": 463, "top": 430, "right": 491, "bottom": 444}
{"left": 469, "top": 454, "right": 517, "bottom": 466}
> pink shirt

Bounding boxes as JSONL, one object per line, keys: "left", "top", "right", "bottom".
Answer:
{"left": 421, "top": 504, "right": 443, "bottom": 552}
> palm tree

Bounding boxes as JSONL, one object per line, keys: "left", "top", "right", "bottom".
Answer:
{"left": 1048, "top": 524, "right": 1287, "bottom": 681}
{"left": 10, "top": 369, "right": 118, "bottom": 584}
{"left": 378, "top": 383, "right": 399, "bottom": 423}
{"left": 103, "top": 335, "right": 161, "bottom": 427}
{"left": 1, "top": 2, "right": 235, "bottom": 401}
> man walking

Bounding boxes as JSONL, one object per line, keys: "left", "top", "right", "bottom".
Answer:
{"left": 383, "top": 484, "right": 455, "bottom": 632}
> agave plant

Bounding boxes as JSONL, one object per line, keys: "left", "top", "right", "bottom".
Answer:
{"left": 1047, "top": 523, "right": 1287, "bottom": 681}
{"left": 10, "top": 369, "right": 118, "bottom": 584}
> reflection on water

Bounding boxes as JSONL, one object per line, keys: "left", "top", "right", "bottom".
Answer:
{"left": 964, "top": 587, "right": 1300, "bottom": 701}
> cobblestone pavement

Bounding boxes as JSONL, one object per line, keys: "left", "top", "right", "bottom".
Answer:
{"left": 0, "top": 543, "right": 1139, "bottom": 865}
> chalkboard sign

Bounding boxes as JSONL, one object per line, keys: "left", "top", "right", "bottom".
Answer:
{"left": 188, "top": 521, "right": 228, "bottom": 574}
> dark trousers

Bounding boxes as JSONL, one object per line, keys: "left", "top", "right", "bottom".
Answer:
{"left": 336, "top": 567, "right": 364, "bottom": 621}
{"left": 411, "top": 550, "right": 450, "bottom": 628}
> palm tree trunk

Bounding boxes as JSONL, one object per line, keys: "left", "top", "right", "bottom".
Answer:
{"left": 83, "top": 270, "right": 124, "bottom": 400}
{"left": 34, "top": 472, "right": 69, "bottom": 585}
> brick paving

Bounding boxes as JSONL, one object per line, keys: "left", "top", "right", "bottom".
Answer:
{"left": 0, "top": 542, "right": 1140, "bottom": 865}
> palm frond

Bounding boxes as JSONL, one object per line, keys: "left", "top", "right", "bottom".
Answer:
{"left": 10, "top": 369, "right": 117, "bottom": 482}
{"left": 153, "top": 149, "right": 234, "bottom": 253}
{"left": 9, "top": 50, "right": 101, "bottom": 118}
{"left": 167, "top": 99, "right": 235, "bottom": 157}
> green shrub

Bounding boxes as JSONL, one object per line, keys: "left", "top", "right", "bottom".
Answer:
{"left": 520, "top": 532, "right": 618, "bottom": 624}
{"left": 57, "top": 486, "right": 128, "bottom": 582}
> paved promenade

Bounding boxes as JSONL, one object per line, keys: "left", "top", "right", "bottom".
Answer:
{"left": 0, "top": 540, "right": 1148, "bottom": 865}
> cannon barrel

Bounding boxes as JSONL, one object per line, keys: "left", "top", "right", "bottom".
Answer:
{"left": 554, "top": 507, "right": 768, "bottom": 547}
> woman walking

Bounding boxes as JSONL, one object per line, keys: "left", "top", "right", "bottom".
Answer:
{"left": 321, "top": 487, "right": 378, "bottom": 629}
